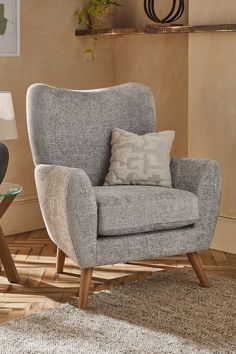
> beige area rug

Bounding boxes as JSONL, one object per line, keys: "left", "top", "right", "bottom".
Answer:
{"left": 0, "top": 269, "right": 235, "bottom": 354}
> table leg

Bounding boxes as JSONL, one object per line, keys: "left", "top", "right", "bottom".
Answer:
{"left": 0, "top": 194, "right": 20, "bottom": 283}
{"left": 0, "top": 195, "right": 16, "bottom": 219}
{"left": 0, "top": 226, "right": 19, "bottom": 283}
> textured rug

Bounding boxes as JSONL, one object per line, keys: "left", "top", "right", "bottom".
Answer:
{"left": 0, "top": 269, "right": 235, "bottom": 354}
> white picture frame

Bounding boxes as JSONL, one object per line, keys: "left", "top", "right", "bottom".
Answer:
{"left": 0, "top": 0, "right": 20, "bottom": 56}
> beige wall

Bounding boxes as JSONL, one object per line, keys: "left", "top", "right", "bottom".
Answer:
{"left": 115, "top": 1, "right": 189, "bottom": 156}
{"left": 0, "top": 0, "right": 114, "bottom": 234}
{"left": 189, "top": 0, "right": 236, "bottom": 25}
{"left": 114, "top": 34, "right": 188, "bottom": 157}
{"left": 188, "top": 0, "right": 236, "bottom": 253}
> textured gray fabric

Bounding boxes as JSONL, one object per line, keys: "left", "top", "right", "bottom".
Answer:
{"left": 95, "top": 158, "right": 221, "bottom": 266}
{"left": 170, "top": 158, "right": 221, "bottom": 233}
{"left": 94, "top": 186, "right": 199, "bottom": 236}
{"left": 96, "top": 226, "right": 206, "bottom": 266}
{"left": 27, "top": 83, "right": 221, "bottom": 270}
{"left": 35, "top": 165, "right": 97, "bottom": 268}
{"left": 66, "top": 170, "right": 97, "bottom": 267}
{"left": 0, "top": 270, "right": 235, "bottom": 354}
{"left": 27, "top": 83, "right": 156, "bottom": 186}
{"left": 104, "top": 128, "right": 175, "bottom": 187}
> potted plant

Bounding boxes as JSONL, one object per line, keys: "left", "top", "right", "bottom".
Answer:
{"left": 78, "top": 0, "right": 120, "bottom": 30}
{"left": 76, "top": 0, "right": 121, "bottom": 60}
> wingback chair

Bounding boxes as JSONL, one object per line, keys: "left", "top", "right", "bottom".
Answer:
{"left": 26, "top": 83, "right": 221, "bottom": 309}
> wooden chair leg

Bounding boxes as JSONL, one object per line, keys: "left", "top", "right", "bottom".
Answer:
{"left": 79, "top": 268, "right": 93, "bottom": 309}
{"left": 187, "top": 252, "right": 210, "bottom": 287}
{"left": 56, "top": 247, "right": 66, "bottom": 274}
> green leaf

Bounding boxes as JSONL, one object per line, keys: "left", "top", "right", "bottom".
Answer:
{"left": 83, "top": 48, "right": 93, "bottom": 53}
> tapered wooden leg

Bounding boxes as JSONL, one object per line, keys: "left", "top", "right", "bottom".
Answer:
{"left": 187, "top": 252, "right": 210, "bottom": 287}
{"left": 56, "top": 247, "right": 66, "bottom": 274}
{"left": 79, "top": 268, "right": 93, "bottom": 309}
{"left": 0, "top": 226, "right": 19, "bottom": 283}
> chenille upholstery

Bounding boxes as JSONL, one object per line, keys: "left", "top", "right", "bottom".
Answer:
{"left": 27, "top": 83, "right": 221, "bottom": 270}
{"left": 94, "top": 186, "right": 199, "bottom": 236}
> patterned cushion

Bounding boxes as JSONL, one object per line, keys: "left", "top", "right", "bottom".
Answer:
{"left": 94, "top": 185, "right": 199, "bottom": 236}
{"left": 104, "top": 128, "right": 175, "bottom": 187}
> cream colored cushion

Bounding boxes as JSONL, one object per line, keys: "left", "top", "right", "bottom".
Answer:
{"left": 104, "top": 128, "right": 175, "bottom": 187}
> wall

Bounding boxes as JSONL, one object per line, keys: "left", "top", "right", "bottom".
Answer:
{"left": 188, "top": 0, "right": 236, "bottom": 253}
{"left": 115, "top": 0, "right": 189, "bottom": 156}
{"left": 0, "top": 0, "right": 114, "bottom": 234}
{"left": 114, "top": 34, "right": 188, "bottom": 157}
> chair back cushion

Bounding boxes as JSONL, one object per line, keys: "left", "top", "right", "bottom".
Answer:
{"left": 27, "top": 83, "right": 156, "bottom": 185}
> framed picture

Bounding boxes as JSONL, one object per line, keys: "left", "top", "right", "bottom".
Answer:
{"left": 0, "top": 0, "right": 20, "bottom": 56}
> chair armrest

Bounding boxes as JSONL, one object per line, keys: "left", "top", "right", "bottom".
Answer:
{"left": 170, "top": 158, "right": 221, "bottom": 234}
{"left": 35, "top": 164, "right": 97, "bottom": 268}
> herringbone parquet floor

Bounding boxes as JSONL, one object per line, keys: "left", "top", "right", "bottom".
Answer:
{"left": 0, "top": 229, "right": 235, "bottom": 324}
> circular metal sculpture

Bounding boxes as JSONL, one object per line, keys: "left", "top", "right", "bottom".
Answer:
{"left": 144, "top": 0, "right": 185, "bottom": 24}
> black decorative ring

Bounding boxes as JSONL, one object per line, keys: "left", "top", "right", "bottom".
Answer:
{"left": 144, "top": 0, "right": 185, "bottom": 24}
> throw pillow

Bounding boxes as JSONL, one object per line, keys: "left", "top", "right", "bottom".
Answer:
{"left": 104, "top": 128, "right": 175, "bottom": 187}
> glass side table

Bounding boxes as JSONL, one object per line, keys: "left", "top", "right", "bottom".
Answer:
{"left": 0, "top": 183, "right": 23, "bottom": 283}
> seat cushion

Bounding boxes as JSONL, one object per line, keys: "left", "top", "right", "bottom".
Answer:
{"left": 94, "top": 186, "right": 199, "bottom": 236}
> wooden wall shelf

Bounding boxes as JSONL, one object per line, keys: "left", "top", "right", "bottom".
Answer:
{"left": 75, "top": 28, "right": 142, "bottom": 36}
{"left": 75, "top": 24, "right": 236, "bottom": 36}
{"left": 145, "top": 24, "right": 236, "bottom": 34}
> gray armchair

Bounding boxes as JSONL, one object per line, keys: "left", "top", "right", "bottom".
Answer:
{"left": 26, "top": 83, "right": 221, "bottom": 309}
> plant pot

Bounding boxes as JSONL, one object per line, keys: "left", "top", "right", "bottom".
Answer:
{"left": 90, "top": 6, "right": 116, "bottom": 30}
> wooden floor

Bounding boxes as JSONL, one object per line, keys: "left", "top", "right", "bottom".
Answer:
{"left": 0, "top": 229, "right": 236, "bottom": 324}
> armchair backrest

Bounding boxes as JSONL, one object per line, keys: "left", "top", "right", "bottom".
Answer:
{"left": 27, "top": 83, "right": 156, "bottom": 185}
